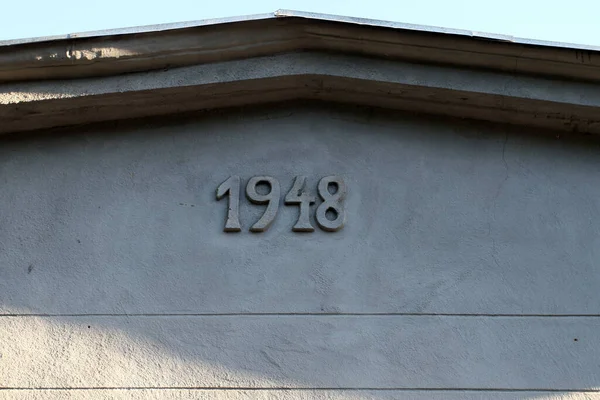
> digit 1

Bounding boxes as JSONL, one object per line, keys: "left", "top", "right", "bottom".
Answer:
{"left": 246, "top": 176, "right": 280, "bottom": 232}
{"left": 316, "top": 176, "right": 346, "bottom": 232}
{"left": 216, "top": 176, "right": 242, "bottom": 232}
{"left": 285, "top": 176, "right": 316, "bottom": 232}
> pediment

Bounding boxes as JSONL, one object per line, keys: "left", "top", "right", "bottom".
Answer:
{"left": 2, "top": 10, "right": 600, "bottom": 135}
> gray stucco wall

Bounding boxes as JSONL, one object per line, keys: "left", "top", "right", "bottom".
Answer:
{"left": 1, "top": 104, "right": 599, "bottom": 398}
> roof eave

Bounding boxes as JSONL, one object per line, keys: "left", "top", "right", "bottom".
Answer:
{"left": 2, "top": 12, "right": 600, "bottom": 136}
{"left": 1, "top": 11, "right": 600, "bottom": 84}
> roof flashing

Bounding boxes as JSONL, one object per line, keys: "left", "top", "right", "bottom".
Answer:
{"left": 1, "top": 9, "right": 599, "bottom": 53}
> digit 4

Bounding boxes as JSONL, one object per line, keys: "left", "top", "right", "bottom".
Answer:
{"left": 285, "top": 176, "right": 316, "bottom": 232}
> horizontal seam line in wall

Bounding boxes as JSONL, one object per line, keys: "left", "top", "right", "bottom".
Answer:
{"left": 2, "top": 313, "right": 600, "bottom": 318}
{"left": 2, "top": 388, "right": 600, "bottom": 392}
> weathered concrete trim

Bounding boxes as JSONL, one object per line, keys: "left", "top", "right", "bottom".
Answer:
{"left": 2, "top": 52, "right": 600, "bottom": 135}
{"left": 1, "top": 16, "right": 600, "bottom": 84}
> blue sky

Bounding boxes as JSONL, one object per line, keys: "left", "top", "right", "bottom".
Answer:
{"left": 1, "top": 0, "right": 598, "bottom": 46}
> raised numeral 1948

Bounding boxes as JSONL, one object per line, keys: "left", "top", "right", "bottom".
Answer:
{"left": 216, "top": 175, "right": 346, "bottom": 232}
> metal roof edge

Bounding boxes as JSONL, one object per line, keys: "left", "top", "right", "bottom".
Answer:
{"left": 1, "top": 9, "right": 600, "bottom": 53}
{"left": 274, "top": 9, "right": 600, "bottom": 52}
{"left": 0, "top": 12, "right": 276, "bottom": 47}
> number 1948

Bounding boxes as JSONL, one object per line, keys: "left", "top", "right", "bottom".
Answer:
{"left": 216, "top": 175, "right": 346, "bottom": 233}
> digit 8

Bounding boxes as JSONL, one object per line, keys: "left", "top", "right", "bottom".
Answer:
{"left": 316, "top": 176, "right": 346, "bottom": 232}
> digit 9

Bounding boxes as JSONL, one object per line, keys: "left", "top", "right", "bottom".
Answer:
{"left": 246, "top": 176, "right": 280, "bottom": 232}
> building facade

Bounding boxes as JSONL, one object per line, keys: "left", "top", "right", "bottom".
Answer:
{"left": 1, "top": 11, "right": 600, "bottom": 399}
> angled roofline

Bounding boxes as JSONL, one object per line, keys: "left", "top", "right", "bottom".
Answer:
{"left": 275, "top": 10, "right": 600, "bottom": 52}
{"left": 2, "top": 10, "right": 600, "bottom": 84}
{"left": 2, "top": 9, "right": 600, "bottom": 53}
{"left": 0, "top": 13, "right": 276, "bottom": 47}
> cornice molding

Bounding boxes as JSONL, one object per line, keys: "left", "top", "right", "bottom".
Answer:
{"left": 1, "top": 14, "right": 600, "bottom": 84}
{"left": 2, "top": 52, "right": 600, "bottom": 135}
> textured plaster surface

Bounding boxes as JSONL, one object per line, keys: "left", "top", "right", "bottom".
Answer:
{"left": 3, "top": 390, "right": 600, "bottom": 399}
{"left": 1, "top": 315, "right": 599, "bottom": 388}
{"left": 1, "top": 105, "right": 599, "bottom": 395}
{"left": 1, "top": 105, "right": 599, "bottom": 315}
